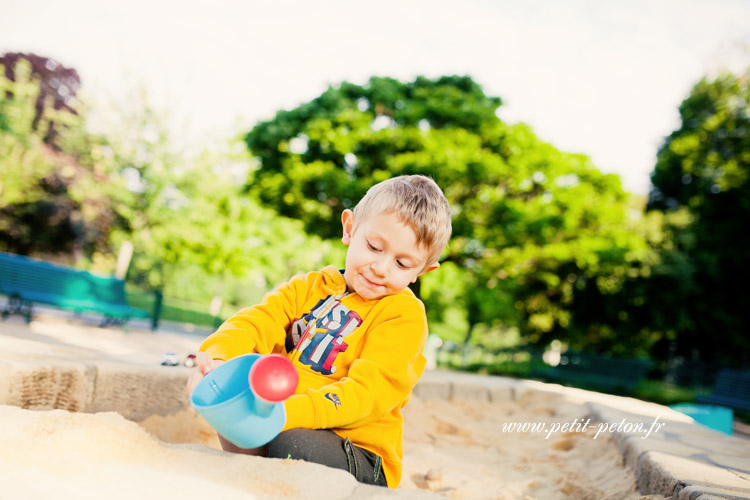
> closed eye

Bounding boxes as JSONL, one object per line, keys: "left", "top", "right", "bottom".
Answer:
{"left": 367, "top": 241, "right": 380, "bottom": 252}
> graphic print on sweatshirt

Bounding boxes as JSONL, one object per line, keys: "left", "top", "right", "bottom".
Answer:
{"left": 287, "top": 294, "right": 362, "bottom": 375}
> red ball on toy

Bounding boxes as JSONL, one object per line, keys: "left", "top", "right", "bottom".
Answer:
{"left": 248, "top": 354, "right": 299, "bottom": 403}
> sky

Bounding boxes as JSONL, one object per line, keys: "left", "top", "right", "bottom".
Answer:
{"left": 2, "top": 0, "right": 749, "bottom": 194}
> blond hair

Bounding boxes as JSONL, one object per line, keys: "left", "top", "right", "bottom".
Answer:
{"left": 352, "top": 175, "right": 452, "bottom": 267}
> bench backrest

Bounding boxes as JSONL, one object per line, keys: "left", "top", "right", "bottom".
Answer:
{"left": 0, "top": 251, "right": 127, "bottom": 306}
{"left": 712, "top": 369, "right": 750, "bottom": 401}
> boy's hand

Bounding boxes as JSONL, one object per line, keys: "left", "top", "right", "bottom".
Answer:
{"left": 186, "top": 352, "right": 225, "bottom": 395}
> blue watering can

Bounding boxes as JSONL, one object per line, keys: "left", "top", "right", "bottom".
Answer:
{"left": 190, "top": 353, "right": 299, "bottom": 448}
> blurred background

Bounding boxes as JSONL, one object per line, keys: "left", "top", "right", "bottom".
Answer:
{"left": 1, "top": 1, "right": 749, "bottom": 409}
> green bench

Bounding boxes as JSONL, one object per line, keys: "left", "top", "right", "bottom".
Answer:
{"left": 696, "top": 369, "right": 750, "bottom": 413}
{"left": 0, "top": 251, "right": 148, "bottom": 326}
{"left": 531, "top": 350, "right": 651, "bottom": 391}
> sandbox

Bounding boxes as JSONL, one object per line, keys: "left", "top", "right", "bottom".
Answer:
{"left": 0, "top": 314, "right": 747, "bottom": 499}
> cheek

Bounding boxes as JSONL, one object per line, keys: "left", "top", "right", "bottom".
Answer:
{"left": 346, "top": 247, "right": 367, "bottom": 268}
{"left": 395, "top": 271, "right": 417, "bottom": 287}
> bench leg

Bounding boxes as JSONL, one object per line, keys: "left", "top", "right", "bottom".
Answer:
{"left": 2, "top": 295, "right": 34, "bottom": 323}
{"left": 100, "top": 316, "right": 128, "bottom": 328}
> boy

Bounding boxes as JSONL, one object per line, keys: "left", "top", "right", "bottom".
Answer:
{"left": 187, "top": 175, "right": 452, "bottom": 488}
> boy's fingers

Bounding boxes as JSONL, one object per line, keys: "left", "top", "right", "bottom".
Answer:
{"left": 186, "top": 369, "right": 203, "bottom": 395}
{"left": 186, "top": 353, "right": 226, "bottom": 395}
{"left": 196, "top": 352, "right": 213, "bottom": 374}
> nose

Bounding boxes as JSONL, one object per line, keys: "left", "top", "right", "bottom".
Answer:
{"left": 370, "top": 257, "right": 387, "bottom": 277}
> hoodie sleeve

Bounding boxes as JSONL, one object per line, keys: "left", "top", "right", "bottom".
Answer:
{"left": 283, "top": 294, "right": 428, "bottom": 431}
{"left": 199, "top": 272, "right": 312, "bottom": 361}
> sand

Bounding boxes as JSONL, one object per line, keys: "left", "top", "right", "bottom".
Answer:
{"left": 137, "top": 393, "right": 664, "bottom": 500}
{"left": 0, "top": 313, "right": 667, "bottom": 500}
{"left": 400, "top": 395, "right": 662, "bottom": 500}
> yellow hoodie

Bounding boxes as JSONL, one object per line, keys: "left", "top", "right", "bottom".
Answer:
{"left": 199, "top": 265, "right": 428, "bottom": 488}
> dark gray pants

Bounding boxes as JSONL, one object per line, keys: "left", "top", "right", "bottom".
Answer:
{"left": 266, "top": 429, "right": 388, "bottom": 487}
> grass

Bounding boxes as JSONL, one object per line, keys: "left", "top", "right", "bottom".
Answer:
{"left": 436, "top": 347, "right": 547, "bottom": 377}
{"left": 125, "top": 290, "right": 223, "bottom": 329}
{"left": 628, "top": 379, "right": 708, "bottom": 407}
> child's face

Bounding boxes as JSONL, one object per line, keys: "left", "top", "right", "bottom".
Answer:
{"left": 341, "top": 210, "right": 439, "bottom": 300}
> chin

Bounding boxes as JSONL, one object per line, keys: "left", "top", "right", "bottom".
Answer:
{"left": 358, "top": 285, "right": 389, "bottom": 300}
{"left": 357, "top": 289, "right": 385, "bottom": 300}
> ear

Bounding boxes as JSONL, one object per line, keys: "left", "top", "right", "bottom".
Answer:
{"left": 341, "top": 209, "right": 354, "bottom": 245}
{"left": 412, "top": 262, "right": 440, "bottom": 282}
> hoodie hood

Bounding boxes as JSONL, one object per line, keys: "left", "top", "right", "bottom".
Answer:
{"left": 320, "top": 265, "right": 348, "bottom": 295}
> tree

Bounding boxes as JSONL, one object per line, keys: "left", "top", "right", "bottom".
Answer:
{"left": 0, "top": 56, "right": 124, "bottom": 262}
{"left": 0, "top": 55, "right": 343, "bottom": 311}
{"left": 92, "top": 86, "right": 345, "bottom": 302}
{"left": 0, "top": 52, "right": 81, "bottom": 148}
{"left": 244, "top": 75, "right": 501, "bottom": 240}
{"left": 647, "top": 70, "right": 750, "bottom": 367}
{"left": 243, "top": 75, "right": 649, "bottom": 350}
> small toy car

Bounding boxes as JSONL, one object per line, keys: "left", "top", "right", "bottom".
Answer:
{"left": 161, "top": 352, "right": 180, "bottom": 366}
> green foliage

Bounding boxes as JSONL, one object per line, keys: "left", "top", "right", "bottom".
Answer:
{"left": 0, "top": 58, "right": 125, "bottom": 260}
{"left": 0, "top": 52, "right": 82, "bottom": 149}
{"left": 16, "top": 49, "right": 742, "bottom": 373}
{"left": 647, "top": 69, "right": 750, "bottom": 366}
{"left": 1, "top": 55, "right": 345, "bottom": 316}
{"left": 125, "top": 288, "right": 220, "bottom": 328}
{"left": 244, "top": 76, "right": 501, "bottom": 240}
{"left": 86, "top": 86, "right": 346, "bottom": 304}
{"left": 0, "top": 62, "right": 56, "bottom": 206}
{"left": 629, "top": 379, "right": 708, "bottom": 407}
{"left": 243, "top": 75, "right": 651, "bottom": 351}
